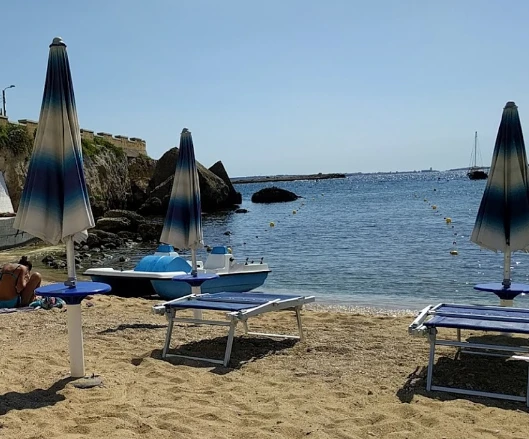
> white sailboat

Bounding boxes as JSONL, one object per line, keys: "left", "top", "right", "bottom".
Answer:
{"left": 467, "top": 131, "right": 488, "bottom": 180}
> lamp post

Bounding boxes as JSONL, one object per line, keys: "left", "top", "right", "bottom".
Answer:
{"left": 2, "top": 85, "right": 15, "bottom": 117}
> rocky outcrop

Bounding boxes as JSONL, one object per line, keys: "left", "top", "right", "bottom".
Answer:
{"left": 251, "top": 187, "right": 300, "bottom": 203}
{"left": 150, "top": 147, "right": 230, "bottom": 212}
{"left": 0, "top": 123, "right": 240, "bottom": 218}
{"left": 209, "top": 161, "right": 242, "bottom": 206}
{"left": 127, "top": 155, "right": 157, "bottom": 210}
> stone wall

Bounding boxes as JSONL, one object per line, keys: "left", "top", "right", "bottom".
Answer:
{"left": 0, "top": 115, "right": 147, "bottom": 158}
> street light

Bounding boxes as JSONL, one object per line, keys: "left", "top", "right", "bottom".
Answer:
{"left": 2, "top": 84, "right": 15, "bottom": 117}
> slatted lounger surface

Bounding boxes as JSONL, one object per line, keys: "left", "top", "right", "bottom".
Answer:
{"left": 153, "top": 292, "right": 315, "bottom": 367}
{"left": 409, "top": 303, "right": 529, "bottom": 406}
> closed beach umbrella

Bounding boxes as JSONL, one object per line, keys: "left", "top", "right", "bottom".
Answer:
{"left": 14, "top": 37, "right": 95, "bottom": 377}
{"left": 160, "top": 128, "right": 203, "bottom": 275}
{"left": 470, "top": 101, "right": 529, "bottom": 288}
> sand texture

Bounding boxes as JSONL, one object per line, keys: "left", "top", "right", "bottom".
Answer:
{"left": 0, "top": 295, "right": 528, "bottom": 438}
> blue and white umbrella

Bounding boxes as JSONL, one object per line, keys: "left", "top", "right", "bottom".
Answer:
{"left": 14, "top": 36, "right": 94, "bottom": 283}
{"left": 470, "top": 101, "right": 529, "bottom": 288}
{"left": 14, "top": 37, "right": 95, "bottom": 378}
{"left": 160, "top": 128, "right": 203, "bottom": 275}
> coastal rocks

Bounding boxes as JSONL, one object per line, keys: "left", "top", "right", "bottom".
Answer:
{"left": 104, "top": 209, "right": 145, "bottom": 230}
{"left": 127, "top": 155, "right": 157, "bottom": 210}
{"left": 251, "top": 187, "right": 300, "bottom": 203}
{"left": 137, "top": 222, "right": 163, "bottom": 241}
{"left": 138, "top": 196, "right": 163, "bottom": 216}
{"left": 150, "top": 147, "right": 231, "bottom": 212}
{"left": 83, "top": 148, "right": 130, "bottom": 214}
{"left": 209, "top": 160, "right": 242, "bottom": 206}
{"left": 88, "top": 230, "right": 125, "bottom": 248}
{"left": 96, "top": 217, "right": 132, "bottom": 233}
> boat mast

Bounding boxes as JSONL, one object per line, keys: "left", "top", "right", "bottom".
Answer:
{"left": 473, "top": 131, "right": 478, "bottom": 167}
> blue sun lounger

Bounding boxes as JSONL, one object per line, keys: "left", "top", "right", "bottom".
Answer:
{"left": 409, "top": 303, "right": 529, "bottom": 406}
{"left": 153, "top": 292, "right": 315, "bottom": 367}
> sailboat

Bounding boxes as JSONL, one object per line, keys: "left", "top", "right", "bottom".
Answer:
{"left": 467, "top": 131, "right": 488, "bottom": 180}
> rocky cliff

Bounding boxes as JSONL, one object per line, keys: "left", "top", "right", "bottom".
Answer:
{"left": 0, "top": 122, "right": 241, "bottom": 218}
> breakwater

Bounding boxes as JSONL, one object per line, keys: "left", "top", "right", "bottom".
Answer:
{"left": 231, "top": 173, "right": 346, "bottom": 184}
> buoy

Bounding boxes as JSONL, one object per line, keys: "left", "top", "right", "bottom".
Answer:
{"left": 292, "top": 210, "right": 297, "bottom": 214}
{"left": 450, "top": 250, "right": 459, "bottom": 256}
{"left": 432, "top": 205, "right": 437, "bottom": 210}
{"left": 445, "top": 217, "right": 452, "bottom": 224}
{"left": 269, "top": 222, "right": 275, "bottom": 227}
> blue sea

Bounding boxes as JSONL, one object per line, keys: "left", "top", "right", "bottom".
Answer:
{"left": 129, "top": 170, "right": 529, "bottom": 310}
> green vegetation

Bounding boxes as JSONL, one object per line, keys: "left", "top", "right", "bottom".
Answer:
{"left": 0, "top": 123, "right": 34, "bottom": 155}
{"left": 81, "top": 136, "right": 126, "bottom": 159}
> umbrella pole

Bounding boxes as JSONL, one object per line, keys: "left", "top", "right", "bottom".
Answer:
{"left": 64, "top": 234, "right": 85, "bottom": 377}
{"left": 190, "top": 249, "right": 202, "bottom": 319}
{"left": 67, "top": 304, "right": 85, "bottom": 377}
{"left": 502, "top": 249, "right": 513, "bottom": 307}
{"left": 191, "top": 249, "right": 198, "bottom": 277}
{"left": 65, "top": 235, "right": 77, "bottom": 287}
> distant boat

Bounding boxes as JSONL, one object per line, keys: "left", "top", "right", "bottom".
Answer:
{"left": 467, "top": 131, "right": 488, "bottom": 180}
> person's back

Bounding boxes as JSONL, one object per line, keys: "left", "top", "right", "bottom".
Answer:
{"left": 0, "top": 256, "right": 41, "bottom": 308}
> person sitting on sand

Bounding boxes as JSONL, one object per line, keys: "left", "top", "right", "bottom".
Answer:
{"left": 0, "top": 256, "right": 42, "bottom": 308}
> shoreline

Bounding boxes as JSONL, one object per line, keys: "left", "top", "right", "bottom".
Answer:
{"left": 0, "top": 241, "right": 423, "bottom": 315}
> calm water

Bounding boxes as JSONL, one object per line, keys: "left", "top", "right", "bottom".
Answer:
{"left": 120, "top": 171, "right": 529, "bottom": 310}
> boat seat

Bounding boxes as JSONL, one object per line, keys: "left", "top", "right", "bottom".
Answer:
{"left": 204, "top": 254, "right": 230, "bottom": 270}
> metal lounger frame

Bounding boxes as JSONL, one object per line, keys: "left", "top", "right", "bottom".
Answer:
{"left": 154, "top": 294, "right": 315, "bottom": 367}
{"left": 409, "top": 303, "right": 529, "bottom": 407}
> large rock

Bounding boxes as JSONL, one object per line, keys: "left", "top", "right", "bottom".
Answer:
{"left": 96, "top": 217, "right": 132, "bottom": 233}
{"left": 209, "top": 161, "right": 242, "bottom": 206}
{"left": 104, "top": 209, "right": 145, "bottom": 230}
{"left": 137, "top": 221, "right": 163, "bottom": 241}
{"left": 138, "top": 196, "right": 163, "bottom": 216}
{"left": 251, "top": 187, "right": 300, "bottom": 203}
{"left": 150, "top": 147, "right": 230, "bottom": 212}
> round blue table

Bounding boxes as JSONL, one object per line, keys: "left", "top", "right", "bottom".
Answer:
{"left": 172, "top": 273, "right": 220, "bottom": 290}
{"left": 36, "top": 281, "right": 112, "bottom": 304}
{"left": 35, "top": 281, "right": 111, "bottom": 378}
{"left": 473, "top": 283, "right": 529, "bottom": 302}
{"left": 172, "top": 273, "right": 220, "bottom": 319}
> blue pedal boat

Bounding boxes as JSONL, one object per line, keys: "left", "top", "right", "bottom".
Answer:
{"left": 84, "top": 245, "right": 271, "bottom": 299}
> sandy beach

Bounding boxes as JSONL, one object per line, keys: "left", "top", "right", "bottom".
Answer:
{"left": 0, "top": 291, "right": 527, "bottom": 439}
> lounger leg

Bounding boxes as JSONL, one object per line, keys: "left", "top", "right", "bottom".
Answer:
{"left": 426, "top": 329, "right": 437, "bottom": 392}
{"left": 526, "top": 364, "right": 529, "bottom": 408}
{"left": 162, "top": 309, "right": 176, "bottom": 359}
{"left": 295, "top": 307, "right": 304, "bottom": 341}
{"left": 242, "top": 320, "right": 249, "bottom": 335}
{"left": 223, "top": 320, "right": 238, "bottom": 367}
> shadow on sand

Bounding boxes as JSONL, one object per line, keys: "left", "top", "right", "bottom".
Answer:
{"left": 0, "top": 377, "right": 75, "bottom": 415}
{"left": 397, "top": 334, "right": 529, "bottom": 411}
{"left": 131, "top": 335, "right": 298, "bottom": 374}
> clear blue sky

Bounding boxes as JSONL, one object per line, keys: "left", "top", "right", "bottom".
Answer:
{"left": 2, "top": 1, "right": 529, "bottom": 176}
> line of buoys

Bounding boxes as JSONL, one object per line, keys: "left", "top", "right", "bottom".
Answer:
{"left": 420, "top": 188, "right": 460, "bottom": 256}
